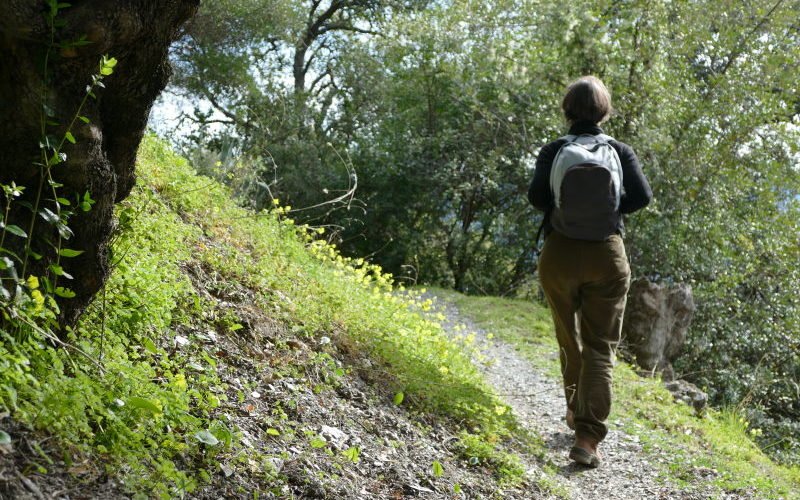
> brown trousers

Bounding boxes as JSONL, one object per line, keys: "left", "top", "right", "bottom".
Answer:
{"left": 538, "top": 230, "right": 631, "bottom": 442}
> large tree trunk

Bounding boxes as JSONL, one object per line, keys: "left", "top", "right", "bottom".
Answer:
{"left": 0, "top": 1, "right": 198, "bottom": 328}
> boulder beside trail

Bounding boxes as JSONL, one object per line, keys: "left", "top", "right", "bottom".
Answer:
{"left": 665, "top": 379, "right": 708, "bottom": 413}
{"left": 622, "top": 278, "right": 695, "bottom": 381}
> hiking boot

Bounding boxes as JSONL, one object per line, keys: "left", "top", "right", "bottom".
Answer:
{"left": 570, "top": 436, "right": 602, "bottom": 468}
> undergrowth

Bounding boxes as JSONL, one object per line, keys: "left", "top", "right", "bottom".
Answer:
{"left": 2, "top": 161, "right": 228, "bottom": 497}
{"left": 139, "top": 135, "right": 529, "bottom": 480}
{"left": 0, "top": 136, "right": 529, "bottom": 496}
{"left": 433, "top": 287, "right": 800, "bottom": 499}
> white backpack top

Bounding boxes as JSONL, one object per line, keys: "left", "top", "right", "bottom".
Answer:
{"left": 548, "top": 134, "right": 624, "bottom": 241}
{"left": 550, "top": 134, "right": 623, "bottom": 209}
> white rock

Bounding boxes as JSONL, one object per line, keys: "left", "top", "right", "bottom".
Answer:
{"left": 220, "top": 463, "right": 234, "bottom": 477}
{"left": 320, "top": 425, "right": 349, "bottom": 447}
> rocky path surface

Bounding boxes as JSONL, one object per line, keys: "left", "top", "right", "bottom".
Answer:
{"left": 429, "top": 294, "right": 726, "bottom": 500}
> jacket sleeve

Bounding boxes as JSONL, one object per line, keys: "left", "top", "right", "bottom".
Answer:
{"left": 615, "top": 141, "right": 652, "bottom": 214}
{"left": 528, "top": 142, "right": 557, "bottom": 212}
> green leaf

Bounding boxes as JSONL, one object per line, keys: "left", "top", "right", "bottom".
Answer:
{"left": 78, "top": 115, "right": 90, "bottom": 124}
{"left": 57, "top": 197, "right": 71, "bottom": 206}
{"left": 453, "top": 484, "right": 462, "bottom": 494}
{"left": 58, "top": 248, "right": 84, "bottom": 257}
{"left": 266, "top": 428, "right": 281, "bottom": 436}
{"left": 49, "top": 264, "right": 73, "bottom": 280}
{"left": 81, "top": 191, "right": 95, "bottom": 212}
{"left": 39, "top": 208, "right": 59, "bottom": 224}
{"left": 432, "top": 460, "right": 444, "bottom": 478}
{"left": 393, "top": 392, "right": 404, "bottom": 405}
{"left": 0, "top": 431, "right": 11, "bottom": 445}
{"left": 142, "top": 337, "right": 158, "bottom": 354}
{"left": 189, "top": 429, "right": 220, "bottom": 447}
{"left": 0, "top": 257, "right": 13, "bottom": 270}
{"left": 99, "top": 57, "right": 117, "bottom": 77}
{"left": 195, "top": 430, "right": 219, "bottom": 446}
{"left": 56, "top": 222, "right": 74, "bottom": 240}
{"left": 49, "top": 151, "right": 66, "bottom": 165}
{"left": 64, "top": 131, "right": 76, "bottom": 144}
{"left": 4, "top": 225, "right": 27, "bottom": 238}
{"left": 309, "top": 437, "right": 327, "bottom": 448}
{"left": 4, "top": 386, "right": 17, "bottom": 409}
{"left": 41, "top": 276, "right": 53, "bottom": 293}
{"left": 212, "top": 424, "right": 233, "bottom": 447}
{"left": 54, "top": 287, "right": 76, "bottom": 298}
{"left": 127, "top": 396, "right": 161, "bottom": 414}
{"left": 342, "top": 446, "right": 360, "bottom": 463}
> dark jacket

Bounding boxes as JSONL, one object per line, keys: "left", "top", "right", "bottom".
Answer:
{"left": 528, "top": 121, "right": 652, "bottom": 238}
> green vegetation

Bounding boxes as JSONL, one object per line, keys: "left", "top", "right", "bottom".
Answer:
{"left": 167, "top": 0, "right": 800, "bottom": 458}
{"left": 0, "top": 136, "right": 534, "bottom": 495}
{"left": 139, "top": 137, "right": 520, "bottom": 438}
{"left": 1, "top": 151, "right": 226, "bottom": 496}
{"left": 2, "top": 0, "right": 798, "bottom": 494}
{"left": 432, "top": 287, "right": 800, "bottom": 498}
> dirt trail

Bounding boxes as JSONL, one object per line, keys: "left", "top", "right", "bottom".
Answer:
{"left": 430, "top": 295, "right": 727, "bottom": 500}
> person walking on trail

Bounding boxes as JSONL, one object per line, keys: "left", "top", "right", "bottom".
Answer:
{"left": 528, "top": 76, "right": 652, "bottom": 468}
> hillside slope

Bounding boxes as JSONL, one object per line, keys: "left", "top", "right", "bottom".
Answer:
{"left": 0, "top": 137, "right": 546, "bottom": 499}
{"left": 1, "top": 137, "right": 798, "bottom": 499}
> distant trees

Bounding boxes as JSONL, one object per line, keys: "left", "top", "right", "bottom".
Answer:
{"left": 169, "top": 0, "right": 800, "bottom": 463}
{"left": 169, "top": 0, "right": 428, "bottom": 214}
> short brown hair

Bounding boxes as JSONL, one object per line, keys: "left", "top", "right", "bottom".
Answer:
{"left": 561, "top": 76, "right": 612, "bottom": 124}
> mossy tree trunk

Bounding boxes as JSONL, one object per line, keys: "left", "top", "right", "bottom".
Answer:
{"left": 0, "top": 0, "right": 198, "bottom": 328}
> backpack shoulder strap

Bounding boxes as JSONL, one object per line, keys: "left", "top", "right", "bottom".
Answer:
{"left": 596, "top": 134, "right": 624, "bottom": 208}
{"left": 596, "top": 133, "right": 615, "bottom": 143}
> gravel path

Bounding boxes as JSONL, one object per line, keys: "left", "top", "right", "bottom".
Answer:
{"left": 429, "top": 294, "right": 724, "bottom": 500}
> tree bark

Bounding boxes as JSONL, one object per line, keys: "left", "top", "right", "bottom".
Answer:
{"left": 0, "top": 0, "right": 198, "bottom": 328}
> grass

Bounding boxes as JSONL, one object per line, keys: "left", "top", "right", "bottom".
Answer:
{"left": 430, "top": 286, "right": 800, "bottom": 499}
{"left": 2, "top": 148, "right": 226, "bottom": 497}
{"left": 138, "top": 135, "right": 541, "bottom": 484}
{"left": 0, "top": 135, "right": 537, "bottom": 495}
{"left": 138, "top": 136, "right": 523, "bottom": 433}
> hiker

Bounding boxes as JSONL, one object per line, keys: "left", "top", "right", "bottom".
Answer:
{"left": 528, "top": 76, "right": 652, "bottom": 467}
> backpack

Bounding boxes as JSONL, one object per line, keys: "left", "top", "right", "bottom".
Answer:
{"left": 549, "top": 134, "right": 623, "bottom": 241}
